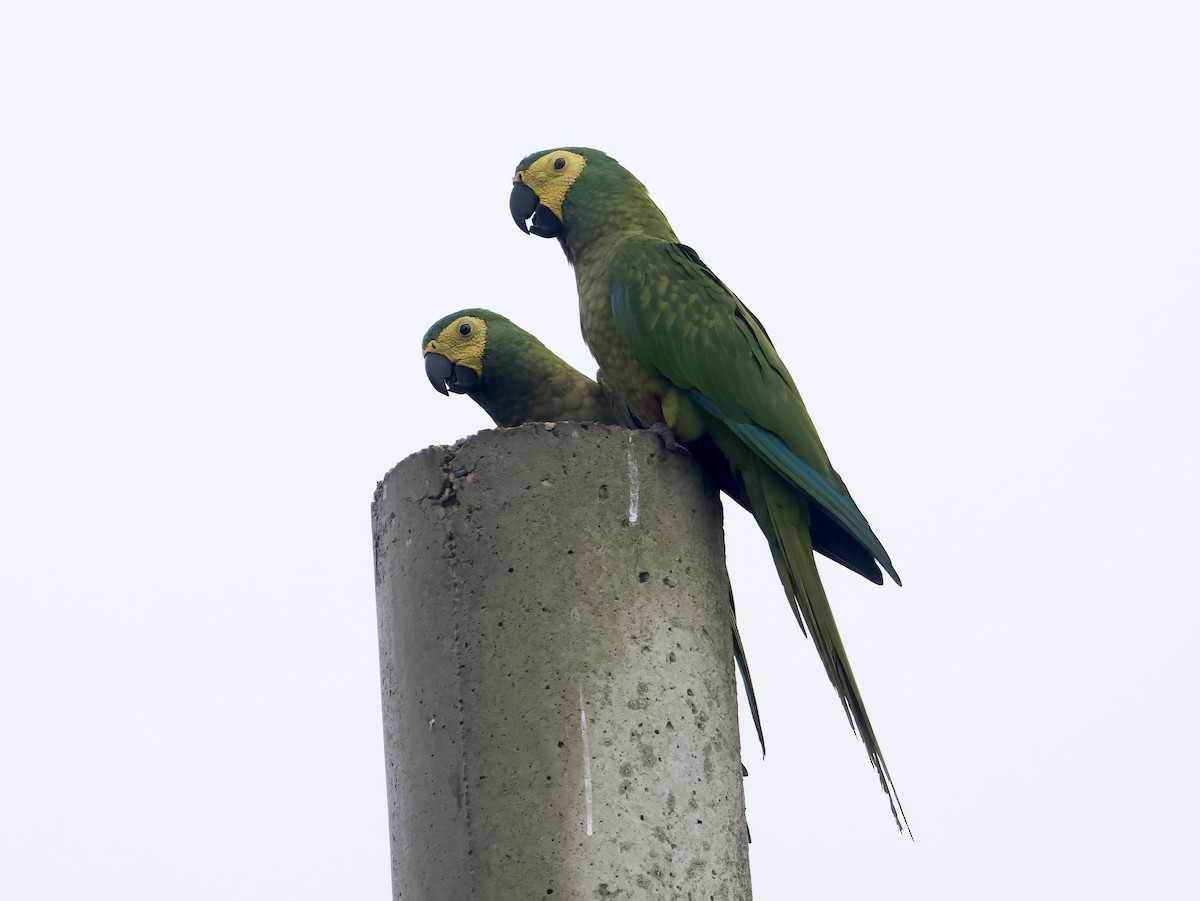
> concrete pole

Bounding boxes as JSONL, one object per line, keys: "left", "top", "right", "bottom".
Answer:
{"left": 372, "top": 423, "right": 752, "bottom": 900}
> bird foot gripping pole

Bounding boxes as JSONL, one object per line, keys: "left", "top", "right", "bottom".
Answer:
{"left": 372, "top": 423, "right": 752, "bottom": 899}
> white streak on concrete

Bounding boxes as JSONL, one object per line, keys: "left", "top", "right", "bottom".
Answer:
{"left": 579, "top": 686, "right": 594, "bottom": 836}
{"left": 626, "top": 445, "right": 640, "bottom": 526}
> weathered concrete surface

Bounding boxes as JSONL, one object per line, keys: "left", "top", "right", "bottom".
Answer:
{"left": 373, "top": 423, "right": 751, "bottom": 900}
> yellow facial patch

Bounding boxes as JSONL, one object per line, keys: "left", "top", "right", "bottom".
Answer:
{"left": 423, "top": 316, "right": 488, "bottom": 374}
{"left": 512, "top": 150, "right": 588, "bottom": 221}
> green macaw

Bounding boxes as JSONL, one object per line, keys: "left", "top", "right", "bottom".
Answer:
{"left": 423, "top": 307, "right": 767, "bottom": 755}
{"left": 423, "top": 308, "right": 620, "bottom": 426}
{"left": 510, "top": 148, "right": 907, "bottom": 831}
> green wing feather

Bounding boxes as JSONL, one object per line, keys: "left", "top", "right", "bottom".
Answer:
{"left": 608, "top": 237, "right": 899, "bottom": 584}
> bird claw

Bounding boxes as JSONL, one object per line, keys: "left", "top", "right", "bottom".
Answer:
{"left": 649, "top": 422, "right": 688, "bottom": 454}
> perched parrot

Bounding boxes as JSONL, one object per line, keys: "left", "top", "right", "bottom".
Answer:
{"left": 423, "top": 308, "right": 620, "bottom": 426}
{"left": 422, "top": 307, "right": 767, "bottom": 755}
{"left": 510, "top": 148, "right": 907, "bottom": 831}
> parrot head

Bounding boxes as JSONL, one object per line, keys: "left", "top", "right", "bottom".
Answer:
{"left": 510, "top": 147, "right": 673, "bottom": 261}
{"left": 509, "top": 149, "right": 590, "bottom": 239}
{"left": 422, "top": 311, "right": 490, "bottom": 396}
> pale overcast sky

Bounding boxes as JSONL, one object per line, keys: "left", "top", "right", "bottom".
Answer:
{"left": 2, "top": 2, "right": 1197, "bottom": 898}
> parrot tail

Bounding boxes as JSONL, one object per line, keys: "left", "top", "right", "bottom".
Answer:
{"left": 746, "top": 463, "right": 910, "bottom": 835}
{"left": 729, "top": 603, "right": 766, "bottom": 758}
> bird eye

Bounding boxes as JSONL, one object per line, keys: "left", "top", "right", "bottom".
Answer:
{"left": 553, "top": 157, "right": 566, "bottom": 171}
{"left": 459, "top": 322, "right": 472, "bottom": 336}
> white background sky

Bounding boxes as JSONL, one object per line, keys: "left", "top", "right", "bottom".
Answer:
{"left": 2, "top": 1, "right": 1197, "bottom": 897}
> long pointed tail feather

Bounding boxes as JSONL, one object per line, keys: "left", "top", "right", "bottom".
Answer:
{"left": 729, "top": 602, "right": 766, "bottom": 758}
{"left": 746, "top": 462, "right": 910, "bottom": 834}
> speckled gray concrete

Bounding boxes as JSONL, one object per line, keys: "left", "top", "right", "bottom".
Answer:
{"left": 373, "top": 423, "right": 751, "bottom": 900}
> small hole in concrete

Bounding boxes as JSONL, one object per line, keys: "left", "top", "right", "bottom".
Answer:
{"left": 638, "top": 571, "right": 649, "bottom": 583}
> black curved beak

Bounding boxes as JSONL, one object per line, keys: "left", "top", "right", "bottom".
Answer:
{"left": 425, "top": 352, "right": 453, "bottom": 395}
{"left": 510, "top": 181, "right": 537, "bottom": 234}
{"left": 425, "top": 352, "right": 481, "bottom": 396}
{"left": 510, "top": 181, "right": 563, "bottom": 239}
